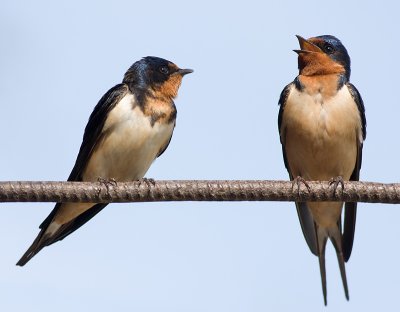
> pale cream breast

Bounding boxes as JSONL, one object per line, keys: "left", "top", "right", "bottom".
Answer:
{"left": 281, "top": 81, "right": 362, "bottom": 181}
{"left": 49, "top": 93, "right": 175, "bottom": 227}
{"left": 83, "top": 93, "right": 175, "bottom": 182}
{"left": 281, "top": 79, "right": 363, "bottom": 228}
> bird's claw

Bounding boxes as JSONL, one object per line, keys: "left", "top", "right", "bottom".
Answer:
{"left": 97, "top": 177, "right": 117, "bottom": 195}
{"left": 138, "top": 177, "right": 156, "bottom": 187}
{"left": 292, "top": 176, "right": 311, "bottom": 196}
{"left": 329, "top": 176, "right": 344, "bottom": 195}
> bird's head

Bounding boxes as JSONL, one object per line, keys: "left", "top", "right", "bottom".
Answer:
{"left": 123, "top": 56, "right": 193, "bottom": 100}
{"left": 294, "top": 35, "right": 351, "bottom": 80}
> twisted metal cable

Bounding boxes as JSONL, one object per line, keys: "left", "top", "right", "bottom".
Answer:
{"left": 0, "top": 180, "right": 398, "bottom": 204}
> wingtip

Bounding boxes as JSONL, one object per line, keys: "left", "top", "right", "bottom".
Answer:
{"left": 16, "top": 249, "right": 39, "bottom": 266}
{"left": 16, "top": 230, "right": 49, "bottom": 266}
{"left": 16, "top": 259, "right": 28, "bottom": 267}
{"left": 16, "top": 258, "right": 30, "bottom": 267}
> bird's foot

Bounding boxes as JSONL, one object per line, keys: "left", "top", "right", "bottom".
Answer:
{"left": 97, "top": 177, "right": 117, "bottom": 194}
{"left": 292, "top": 176, "right": 311, "bottom": 196}
{"left": 138, "top": 177, "right": 156, "bottom": 187}
{"left": 329, "top": 176, "right": 344, "bottom": 195}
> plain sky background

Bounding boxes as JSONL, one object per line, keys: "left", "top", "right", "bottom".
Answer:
{"left": 0, "top": 0, "right": 399, "bottom": 311}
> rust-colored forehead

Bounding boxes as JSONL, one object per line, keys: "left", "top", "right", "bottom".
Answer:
{"left": 307, "top": 37, "right": 325, "bottom": 46}
{"left": 168, "top": 62, "right": 179, "bottom": 71}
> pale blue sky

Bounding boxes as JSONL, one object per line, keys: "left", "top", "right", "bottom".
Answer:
{"left": 0, "top": 0, "right": 399, "bottom": 311}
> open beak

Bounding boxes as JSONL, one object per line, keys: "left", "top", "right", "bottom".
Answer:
{"left": 293, "top": 35, "right": 323, "bottom": 54}
{"left": 177, "top": 68, "right": 194, "bottom": 76}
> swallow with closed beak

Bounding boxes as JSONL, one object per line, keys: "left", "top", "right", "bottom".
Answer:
{"left": 17, "top": 56, "right": 193, "bottom": 266}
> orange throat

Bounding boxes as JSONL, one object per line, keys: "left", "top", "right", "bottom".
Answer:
{"left": 298, "top": 52, "right": 345, "bottom": 77}
{"left": 153, "top": 74, "right": 183, "bottom": 100}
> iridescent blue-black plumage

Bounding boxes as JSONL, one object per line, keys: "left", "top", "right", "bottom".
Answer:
{"left": 311, "top": 35, "right": 351, "bottom": 80}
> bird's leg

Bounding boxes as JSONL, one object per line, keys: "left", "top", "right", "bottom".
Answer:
{"left": 329, "top": 176, "right": 344, "bottom": 195}
{"left": 138, "top": 177, "right": 156, "bottom": 187}
{"left": 292, "top": 176, "right": 311, "bottom": 196}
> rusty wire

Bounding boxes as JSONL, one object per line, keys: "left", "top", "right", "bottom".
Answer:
{"left": 0, "top": 180, "right": 398, "bottom": 204}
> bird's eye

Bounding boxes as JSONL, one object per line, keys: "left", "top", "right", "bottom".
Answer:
{"left": 159, "top": 66, "right": 169, "bottom": 75}
{"left": 324, "top": 43, "right": 335, "bottom": 54}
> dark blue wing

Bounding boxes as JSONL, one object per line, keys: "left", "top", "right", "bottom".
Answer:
{"left": 342, "top": 83, "right": 366, "bottom": 261}
{"left": 17, "top": 84, "right": 130, "bottom": 266}
{"left": 68, "top": 83, "right": 129, "bottom": 181}
{"left": 39, "top": 84, "right": 129, "bottom": 230}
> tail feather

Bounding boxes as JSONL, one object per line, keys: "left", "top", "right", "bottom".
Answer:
{"left": 316, "top": 228, "right": 328, "bottom": 306}
{"left": 331, "top": 229, "right": 350, "bottom": 301}
{"left": 335, "top": 250, "right": 349, "bottom": 300}
{"left": 316, "top": 224, "right": 350, "bottom": 305}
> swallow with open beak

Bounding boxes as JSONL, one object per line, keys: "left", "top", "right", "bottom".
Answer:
{"left": 278, "top": 35, "right": 366, "bottom": 304}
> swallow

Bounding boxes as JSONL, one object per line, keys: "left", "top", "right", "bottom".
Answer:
{"left": 278, "top": 35, "right": 366, "bottom": 304}
{"left": 17, "top": 56, "right": 193, "bottom": 266}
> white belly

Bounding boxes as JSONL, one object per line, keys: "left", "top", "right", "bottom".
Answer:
{"left": 83, "top": 93, "right": 175, "bottom": 181}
